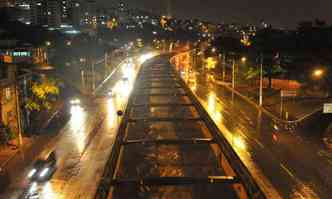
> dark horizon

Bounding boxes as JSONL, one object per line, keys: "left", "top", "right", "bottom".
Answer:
{"left": 101, "top": 0, "right": 332, "bottom": 29}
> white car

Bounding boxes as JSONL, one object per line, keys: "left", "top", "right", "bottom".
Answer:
{"left": 70, "top": 98, "right": 81, "bottom": 105}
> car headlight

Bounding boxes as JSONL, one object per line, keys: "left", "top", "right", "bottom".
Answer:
{"left": 70, "top": 99, "right": 80, "bottom": 105}
{"left": 28, "top": 169, "right": 37, "bottom": 178}
{"left": 39, "top": 168, "right": 49, "bottom": 178}
{"left": 29, "top": 182, "right": 37, "bottom": 193}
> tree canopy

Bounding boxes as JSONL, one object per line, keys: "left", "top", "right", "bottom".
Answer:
{"left": 26, "top": 77, "right": 60, "bottom": 112}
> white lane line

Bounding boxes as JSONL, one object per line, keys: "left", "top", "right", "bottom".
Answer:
{"left": 279, "top": 163, "right": 307, "bottom": 199}
{"left": 280, "top": 163, "right": 295, "bottom": 178}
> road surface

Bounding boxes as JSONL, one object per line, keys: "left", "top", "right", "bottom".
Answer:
{"left": 178, "top": 64, "right": 332, "bottom": 199}
{"left": 1, "top": 56, "right": 142, "bottom": 199}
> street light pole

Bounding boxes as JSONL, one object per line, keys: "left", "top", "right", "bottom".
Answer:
{"left": 14, "top": 71, "right": 23, "bottom": 150}
{"left": 92, "top": 61, "right": 95, "bottom": 95}
{"left": 259, "top": 53, "right": 263, "bottom": 106}
{"left": 223, "top": 53, "right": 226, "bottom": 81}
{"left": 232, "top": 58, "right": 235, "bottom": 89}
{"left": 105, "top": 52, "right": 108, "bottom": 78}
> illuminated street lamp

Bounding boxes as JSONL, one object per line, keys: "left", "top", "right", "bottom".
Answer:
{"left": 232, "top": 56, "right": 247, "bottom": 89}
{"left": 313, "top": 69, "right": 324, "bottom": 78}
{"left": 312, "top": 68, "right": 329, "bottom": 97}
{"left": 259, "top": 54, "right": 263, "bottom": 106}
{"left": 211, "top": 47, "right": 216, "bottom": 53}
{"left": 45, "top": 41, "right": 51, "bottom": 46}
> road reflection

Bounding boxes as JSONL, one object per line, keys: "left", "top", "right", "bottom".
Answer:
{"left": 176, "top": 56, "right": 323, "bottom": 199}
{"left": 207, "top": 92, "right": 222, "bottom": 123}
{"left": 69, "top": 105, "right": 86, "bottom": 153}
{"left": 40, "top": 182, "right": 57, "bottom": 199}
{"left": 15, "top": 53, "right": 156, "bottom": 199}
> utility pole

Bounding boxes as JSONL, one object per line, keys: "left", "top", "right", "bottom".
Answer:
{"left": 14, "top": 70, "right": 23, "bottom": 150}
{"left": 232, "top": 59, "right": 235, "bottom": 90}
{"left": 259, "top": 53, "right": 263, "bottom": 106}
{"left": 105, "top": 52, "right": 108, "bottom": 78}
{"left": 223, "top": 53, "right": 226, "bottom": 81}
{"left": 92, "top": 60, "right": 95, "bottom": 95}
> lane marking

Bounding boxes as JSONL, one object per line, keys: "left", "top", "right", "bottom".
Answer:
{"left": 280, "top": 163, "right": 295, "bottom": 178}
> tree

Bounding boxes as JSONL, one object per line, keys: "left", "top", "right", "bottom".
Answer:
{"left": 243, "top": 55, "right": 286, "bottom": 88}
{"left": 213, "top": 36, "right": 244, "bottom": 54}
{"left": 251, "top": 28, "right": 288, "bottom": 88}
{"left": 25, "top": 77, "right": 60, "bottom": 112}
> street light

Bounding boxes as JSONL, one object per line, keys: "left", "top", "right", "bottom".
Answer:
{"left": 211, "top": 47, "right": 216, "bottom": 53}
{"left": 313, "top": 69, "right": 324, "bottom": 78}
{"left": 232, "top": 56, "right": 247, "bottom": 89}
{"left": 259, "top": 53, "right": 264, "bottom": 106}
{"left": 312, "top": 68, "right": 328, "bottom": 97}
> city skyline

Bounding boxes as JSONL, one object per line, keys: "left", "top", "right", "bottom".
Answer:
{"left": 102, "top": 0, "right": 332, "bottom": 28}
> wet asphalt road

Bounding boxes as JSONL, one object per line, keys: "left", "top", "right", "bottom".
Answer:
{"left": 1, "top": 57, "right": 142, "bottom": 199}
{"left": 179, "top": 65, "right": 332, "bottom": 199}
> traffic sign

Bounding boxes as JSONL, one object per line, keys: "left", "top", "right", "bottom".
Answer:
{"left": 281, "top": 90, "right": 297, "bottom": 97}
{"left": 323, "top": 103, "right": 332, "bottom": 113}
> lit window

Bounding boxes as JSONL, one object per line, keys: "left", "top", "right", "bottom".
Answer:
{"left": 5, "top": 87, "right": 11, "bottom": 100}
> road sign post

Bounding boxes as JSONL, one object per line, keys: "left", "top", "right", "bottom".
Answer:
{"left": 280, "top": 90, "right": 297, "bottom": 119}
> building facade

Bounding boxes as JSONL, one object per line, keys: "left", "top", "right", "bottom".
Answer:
{"left": 0, "top": 41, "right": 48, "bottom": 65}
{"left": 45, "top": 0, "right": 61, "bottom": 28}
{"left": 0, "top": 65, "right": 32, "bottom": 141}
{"left": 0, "top": 0, "right": 15, "bottom": 7}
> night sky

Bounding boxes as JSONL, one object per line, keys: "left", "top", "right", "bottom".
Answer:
{"left": 101, "top": 0, "right": 332, "bottom": 29}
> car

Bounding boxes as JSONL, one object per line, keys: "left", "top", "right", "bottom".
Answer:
{"left": 27, "top": 152, "right": 57, "bottom": 182}
{"left": 70, "top": 98, "right": 81, "bottom": 105}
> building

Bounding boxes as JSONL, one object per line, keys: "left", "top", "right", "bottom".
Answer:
{"left": 0, "top": 0, "right": 15, "bottom": 7}
{"left": 0, "top": 65, "right": 19, "bottom": 139}
{"left": 30, "top": 0, "right": 46, "bottom": 26}
{"left": 60, "top": 0, "right": 71, "bottom": 25}
{"left": 15, "top": 0, "right": 31, "bottom": 24}
{"left": 30, "top": 0, "right": 61, "bottom": 28}
{"left": 70, "top": 0, "right": 81, "bottom": 26}
{"left": 82, "top": 0, "right": 97, "bottom": 27}
{"left": 0, "top": 40, "right": 48, "bottom": 65}
{"left": 45, "top": 0, "right": 61, "bottom": 28}
{"left": 0, "top": 64, "right": 32, "bottom": 140}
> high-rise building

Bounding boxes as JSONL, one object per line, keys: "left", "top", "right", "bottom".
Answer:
{"left": 30, "top": 0, "right": 46, "bottom": 26}
{"left": 30, "top": 0, "right": 61, "bottom": 28}
{"left": 82, "top": 0, "right": 96, "bottom": 27}
{"left": 60, "top": 0, "right": 71, "bottom": 25}
{"left": 86, "top": 0, "right": 96, "bottom": 16}
{"left": 70, "top": 0, "right": 81, "bottom": 26}
{"left": 0, "top": 0, "right": 15, "bottom": 7}
{"left": 46, "top": 0, "right": 61, "bottom": 27}
{"left": 15, "top": 0, "right": 31, "bottom": 24}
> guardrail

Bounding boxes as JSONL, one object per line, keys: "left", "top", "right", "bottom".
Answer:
{"left": 95, "top": 55, "right": 266, "bottom": 199}
{"left": 94, "top": 58, "right": 149, "bottom": 199}
{"left": 175, "top": 63, "right": 266, "bottom": 199}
